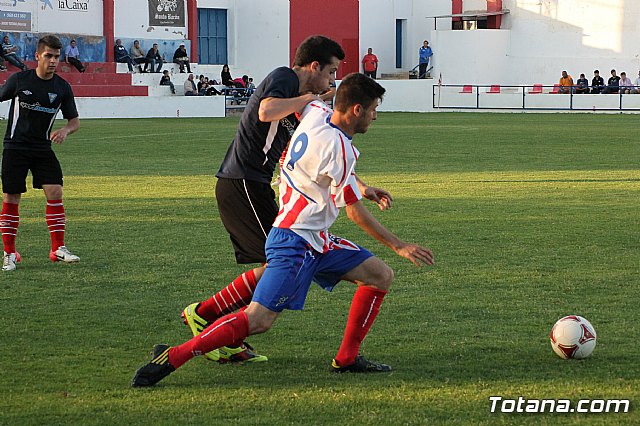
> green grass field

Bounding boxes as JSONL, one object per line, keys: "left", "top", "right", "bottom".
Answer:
{"left": 1, "top": 112, "right": 638, "bottom": 425}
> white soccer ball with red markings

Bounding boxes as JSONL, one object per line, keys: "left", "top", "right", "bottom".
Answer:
{"left": 550, "top": 315, "right": 597, "bottom": 359}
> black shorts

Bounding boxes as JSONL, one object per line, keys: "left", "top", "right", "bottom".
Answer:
{"left": 215, "top": 177, "right": 278, "bottom": 264}
{"left": 1, "top": 149, "right": 63, "bottom": 194}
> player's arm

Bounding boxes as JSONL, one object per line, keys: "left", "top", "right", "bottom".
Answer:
{"left": 354, "top": 174, "right": 393, "bottom": 210}
{"left": 0, "top": 73, "right": 18, "bottom": 102}
{"left": 258, "top": 94, "right": 320, "bottom": 122}
{"left": 50, "top": 117, "right": 79, "bottom": 144}
{"left": 345, "top": 200, "right": 434, "bottom": 267}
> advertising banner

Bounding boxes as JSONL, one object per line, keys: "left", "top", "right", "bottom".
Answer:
{"left": 148, "top": 0, "right": 185, "bottom": 27}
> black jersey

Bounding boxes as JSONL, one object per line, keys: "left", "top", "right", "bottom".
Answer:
{"left": 0, "top": 70, "right": 78, "bottom": 151}
{"left": 217, "top": 67, "right": 300, "bottom": 183}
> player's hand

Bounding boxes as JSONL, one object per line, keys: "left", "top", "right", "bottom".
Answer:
{"left": 50, "top": 128, "right": 69, "bottom": 144}
{"left": 395, "top": 242, "right": 434, "bottom": 267}
{"left": 362, "top": 185, "right": 393, "bottom": 210}
{"left": 319, "top": 87, "right": 336, "bottom": 101}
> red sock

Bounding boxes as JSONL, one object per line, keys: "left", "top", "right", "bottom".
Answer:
{"left": 1, "top": 202, "right": 19, "bottom": 253}
{"left": 334, "top": 286, "right": 387, "bottom": 367}
{"left": 168, "top": 311, "right": 249, "bottom": 368}
{"left": 46, "top": 200, "right": 65, "bottom": 251}
{"left": 197, "top": 269, "right": 258, "bottom": 322}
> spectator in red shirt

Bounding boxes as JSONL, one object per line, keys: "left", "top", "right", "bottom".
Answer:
{"left": 361, "top": 47, "right": 379, "bottom": 79}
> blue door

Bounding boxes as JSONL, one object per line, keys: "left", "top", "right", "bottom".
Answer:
{"left": 198, "top": 8, "right": 227, "bottom": 64}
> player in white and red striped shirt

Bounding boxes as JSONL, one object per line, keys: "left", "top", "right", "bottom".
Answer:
{"left": 133, "top": 73, "right": 435, "bottom": 386}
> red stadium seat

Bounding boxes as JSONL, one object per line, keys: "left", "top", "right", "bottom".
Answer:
{"left": 550, "top": 84, "right": 560, "bottom": 94}
{"left": 459, "top": 85, "right": 473, "bottom": 93}
{"left": 528, "top": 84, "right": 543, "bottom": 94}
{"left": 488, "top": 85, "right": 501, "bottom": 93}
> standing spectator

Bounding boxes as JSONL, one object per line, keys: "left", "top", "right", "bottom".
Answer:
{"left": 160, "top": 70, "right": 175, "bottom": 94}
{"left": 619, "top": 71, "right": 632, "bottom": 94}
{"left": 114, "top": 39, "right": 135, "bottom": 73}
{"left": 558, "top": 70, "right": 574, "bottom": 94}
{"left": 2, "top": 35, "right": 27, "bottom": 71}
{"left": 575, "top": 73, "right": 589, "bottom": 94}
{"left": 361, "top": 47, "right": 378, "bottom": 79}
{"left": 130, "top": 40, "right": 147, "bottom": 73}
{"left": 220, "top": 64, "right": 233, "bottom": 86}
{"left": 64, "top": 39, "right": 85, "bottom": 73}
{"left": 591, "top": 69, "right": 605, "bottom": 94}
{"left": 0, "top": 35, "right": 80, "bottom": 272}
{"left": 173, "top": 43, "right": 191, "bottom": 73}
{"left": 183, "top": 73, "right": 197, "bottom": 96}
{"left": 418, "top": 40, "right": 433, "bottom": 79}
{"left": 602, "top": 69, "right": 620, "bottom": 94}
{"left": 146, "top": 43, "right": 163, "bottom": 73}
{"left": 631, "top": 70, "right": 640, "bottom": 94}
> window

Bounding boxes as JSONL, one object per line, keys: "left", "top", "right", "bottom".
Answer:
{"left": 396, "top": 19, "right": 406, "bottom": 68}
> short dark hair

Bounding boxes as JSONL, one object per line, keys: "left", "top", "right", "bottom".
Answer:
{"left": 293, "top": 35, "right": 345, "bottom": 68}
{"left": 594, "top": 69, "right": 599, "bottom": 73}
{"left": 334, "top": 73, "right": 385, "bottom": 112}
{"left": 37, "top": 35, "right": 62, "bottom": 52}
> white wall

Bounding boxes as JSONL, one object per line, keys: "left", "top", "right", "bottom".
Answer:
{"left": 0, "top": 0, "right": 103, "bottom": 35}
{"left": 359, "top": 0, "right": 449, "bottom": 75}
{"left": 114, "top": 0, "right": 188, "bottom": 40}
{"left": 429, "top": 0, "right": 640, "bottom": 86}
{"left": 196, "top": 0, "right": 289, "bottom": 82}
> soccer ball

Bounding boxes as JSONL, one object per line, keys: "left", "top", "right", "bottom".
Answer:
{"left": 550, "top": 315, "right": 597, "bottom": 359}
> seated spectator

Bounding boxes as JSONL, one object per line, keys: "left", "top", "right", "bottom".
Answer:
{"left": 114, "top": 38, "right": 135, "bottom": 73}
{"left": 558, "top": 70, "right": 574, "bottom": 94}
{"left": 173, "top": 43, "right": 191, "bottom": 73}
{"left": 184, "top": 73, "right": 198, "bottom": 96}
{"left": 619, "top": 71, "right": 632, "bottom": 94}
{"left": 591, "top": 69, "right": 604, "bottom": 94}
{"left": 159, "top": 70, "right": 175, "bottom": 94}
{"left": 199, "top": 76, "right": 210, "bottom": 96}
{"left": 64, "top": 39, "right": 85, "bottom": 73}
{"left": 246, "top": 77, "right": 256, "bottom": 96}
{"left": 205, "top": 78, "right": 222, "bottom": 96}
{"left": 575, "top": 73, "right": 589, "bottom": 94}
{"left": 130, "top": 40, "right": 147, "bottom": 73}
{"left": 2, "top": 35, "right": 27, "bottom": 71}
{"left": 632, "top": 70, "right": 640, "bottom": 94}
{"left": 196, "top": 74, "right": 205, "bottom": 93}
{"left": 221, "top": 64, "right": 233, "bottom": 87}
{"left": 601, "top": 69, "right": 620, "bottom": 94}
{"left": 146, "top": 43, "right": 163, "bottom": 73}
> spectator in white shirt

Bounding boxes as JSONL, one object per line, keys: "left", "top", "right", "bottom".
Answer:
{"left": 632, "top": 71, "right": 640, "bottom": 94}
{"left": 64, "top": 39, "right": 85, "bottom": 73}
{"left": 619, "top": 71, "right": 633, "bottom": 94}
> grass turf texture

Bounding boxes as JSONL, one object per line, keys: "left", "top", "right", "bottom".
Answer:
{"left": 1, "top": 113, "right": 638, "bottom": 425}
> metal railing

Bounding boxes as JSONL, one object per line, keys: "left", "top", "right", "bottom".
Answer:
{"left": 432, "top": 84, "right": 640, "bottom": 111}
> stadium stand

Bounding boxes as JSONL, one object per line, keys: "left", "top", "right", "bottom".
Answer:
{"left": 528, "top": 84, "right": 543, "bottom": 94}
{"left": 0, "top": 61, "right": 148, "bottom": 97}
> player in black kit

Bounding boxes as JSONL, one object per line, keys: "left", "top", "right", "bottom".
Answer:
{"left": 1, "top": 35, "right": 80, "bottom": 272}
{"left": 179, "top": 36, "right": 392, "bottom": 363}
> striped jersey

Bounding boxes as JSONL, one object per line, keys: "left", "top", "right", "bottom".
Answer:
{"left": 0, "top": 70, "right": 78, "bottom": 151}
{"left": 217, "top": 67, "right": 300, "bottom": 183}
{"left": 273, "top": 100, "right": 362, "bottom": 253}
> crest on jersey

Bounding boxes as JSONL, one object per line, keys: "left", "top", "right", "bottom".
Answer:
{"left": 22, "top": 90, "right": 32, "bottom": 96}
{"left": 48, "top": 93, "right": 57, "bottom": 103}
